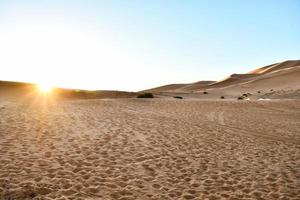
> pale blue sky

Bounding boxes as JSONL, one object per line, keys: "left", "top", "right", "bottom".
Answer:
{"left": 0, "top": 0, "right": 299, "bottom": 91}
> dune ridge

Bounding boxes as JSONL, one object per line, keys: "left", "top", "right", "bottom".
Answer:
{"left": 143, "top": 60, "right": 300, "bottom": 98}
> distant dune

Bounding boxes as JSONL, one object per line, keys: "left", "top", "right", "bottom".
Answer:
{"left": 1, "top": 60, "right": 299, "bottom": 100}
{"left": 249, "top": 60, "right": 300, "bottom": 74}
{"left": 143, "top": 60, "right": 300, "bottom": 99}
{"left": 142, "top": 83, "right": 189, "bottom": 93}
{"left": 143, "top": 81, "right": 215, "bottom": 93}
{"left": 0, "top": 81, "right": 138, "bottom": 99}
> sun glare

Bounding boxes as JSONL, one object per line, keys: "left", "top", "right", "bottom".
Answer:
{"left": 37, "top": 83, "right": 54, "bottom": 93}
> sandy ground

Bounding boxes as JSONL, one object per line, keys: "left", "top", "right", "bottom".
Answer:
{"left": 0, "top": 98, "right": 299, "bottom": 199}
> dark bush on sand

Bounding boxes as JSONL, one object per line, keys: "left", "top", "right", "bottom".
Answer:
{"left": 137, "top": 93, "right": 154, "bottom": 98}
{"left": 173, "top": 96, "right": 183, "bottom": 99}
{"left": 220, "top": 96, "right": 225, "bottom": 99}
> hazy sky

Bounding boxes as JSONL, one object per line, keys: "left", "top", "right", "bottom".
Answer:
{"left": 0, "top": 0, "right": 299, "bottom": 91}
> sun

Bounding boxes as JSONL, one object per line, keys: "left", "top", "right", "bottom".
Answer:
{"left": 37, "top": 83, "right": 54, "bottom": 93}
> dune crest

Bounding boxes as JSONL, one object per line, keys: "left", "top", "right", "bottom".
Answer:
{"left": 143, "top": 60, "right": 300, "bottom": 99}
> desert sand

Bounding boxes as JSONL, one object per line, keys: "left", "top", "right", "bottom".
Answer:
{"left": 1, "top": 97, "right": 299, "bottom": 199}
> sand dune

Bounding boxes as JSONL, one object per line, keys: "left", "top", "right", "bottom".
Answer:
{"left": 228, "top": 66, "right": 300, "bottom": 91}
{"left": 204, "top": 74, "right": 258, "bottom": 90}
{"left": 178, "top": 81, "right": 216, "bottom": 92}
{"left": 249, "top": 60, "right": 300, "bottom": 74}
{"left": 142, "top": 84, "right": 189, "bottom": 93}
{"left": 0, "top": 98, "right": 299, "bottom": 199}
{"left": 143, "top": 60, "right": 300, "bottom": 99}
{"left": 143, "top": 81, "right": 215, "bottom": 93}
{"left": 207, "top": 60, "right": 300, "bottom": 92}
{"left": 205, "top": 65, "right": 300, "bottom": 98}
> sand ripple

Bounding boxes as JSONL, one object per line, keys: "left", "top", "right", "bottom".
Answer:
{"left": 0, "top": 99, "right": 299, "bottom": 199}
